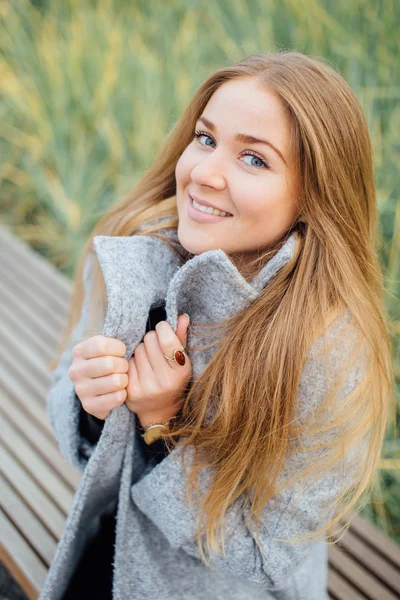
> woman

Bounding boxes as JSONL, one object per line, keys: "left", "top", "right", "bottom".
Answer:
{"left": 41, "top": 51, "right": 394, "bottom": 600}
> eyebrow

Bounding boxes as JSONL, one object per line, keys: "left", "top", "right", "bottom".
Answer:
{"left": 197, "top": 116, "right": 287, "bottom": 166}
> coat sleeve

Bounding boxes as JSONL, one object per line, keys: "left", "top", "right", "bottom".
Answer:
{"left": 46, "top": 252, "right": 103, "bottom": 472}
{"left": 130, "top": 312, "right": 367, "bottom": 590}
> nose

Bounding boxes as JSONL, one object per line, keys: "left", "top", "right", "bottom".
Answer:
{"left": 190, "top": 150, "right": 226, "bottom": 190}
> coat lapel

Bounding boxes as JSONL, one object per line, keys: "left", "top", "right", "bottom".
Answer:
{"left": 91, "top": 233, "right": 184, "bottom": 456}
{"left": 165, "top": 233, "right": 298, "bottom": 380}
{"left": 93, "top": 229, "right": 297, "bottom": 382}
{"left": 92, "top": 234, "right": 184, "bottom": 358}
{"left": 91, "top": 229, "right": 297, "bottom": 433}
{"left": 93, "top": 229, "right": 298, "bottom": 389}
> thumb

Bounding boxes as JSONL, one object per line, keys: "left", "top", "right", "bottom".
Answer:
{"left": 175, "top": 313, "right": 190, "bottom": 348}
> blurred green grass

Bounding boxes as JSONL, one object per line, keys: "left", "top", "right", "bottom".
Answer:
{"left": 0, "top": 0, "right": 399, "bottom": 542}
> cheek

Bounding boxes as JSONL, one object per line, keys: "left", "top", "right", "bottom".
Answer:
{"left": 175, "top": 148, "right": 195, "bottom": 186}
{"left": 234, "top": 176, "right": 296, "bottom": 221}
{"left": 232, "top": 180, "right": 270, "bottom": 217}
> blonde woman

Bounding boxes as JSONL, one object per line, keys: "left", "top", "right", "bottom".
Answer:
{"left": 40, "top": 52, "right": 394, "bottom": 600}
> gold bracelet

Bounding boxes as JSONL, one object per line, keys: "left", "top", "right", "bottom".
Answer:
{"left": 141, "top": 420, "right": 171, "bottom": 445}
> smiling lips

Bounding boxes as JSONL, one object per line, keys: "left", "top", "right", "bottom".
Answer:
{"left": 189, "top": 194, "right": 233, "bottom": 217}
{"left": 187, "top": 195, "right": 233, "bottom": 223}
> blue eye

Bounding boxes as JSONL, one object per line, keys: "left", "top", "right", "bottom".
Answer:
{"left": 193, "top": 131, "right": 215, "bottom": 147}
{"left": 241, "top": 154, "right": 265, "bottom": 169}
{"left": 192, "top": 130, "right": 270, "bottom": 170}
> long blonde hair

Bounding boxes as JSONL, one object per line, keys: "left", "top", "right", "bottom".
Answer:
{"left": 51, "top": 51, "right": 395, "bottom": 565}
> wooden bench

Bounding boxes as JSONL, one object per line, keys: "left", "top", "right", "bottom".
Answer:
{"left": 1, "top": 223, "right": 399, "bottom": 600}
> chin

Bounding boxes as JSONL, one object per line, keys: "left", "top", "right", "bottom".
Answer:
{"left": 177, "top": 231, "right": 203, "bottom": 255}
{"left": 177, "top": 225, "right": 217, "bottom": 256}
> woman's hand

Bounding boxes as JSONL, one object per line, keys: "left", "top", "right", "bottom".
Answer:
{"left": 125, "top": 314, "right": 192, "bottom": 429}
{"left": 69, "top": 336, "right": 129, "bottom": 420}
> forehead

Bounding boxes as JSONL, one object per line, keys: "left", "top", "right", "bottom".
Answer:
{"left": 201, "top": 77, "right": 290, "bottom": 141}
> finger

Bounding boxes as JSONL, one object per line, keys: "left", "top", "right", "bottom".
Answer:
{"left": 73, "top": 335, "right": 127, "bottom": 360}
{"left": 155, "top": 320, "right": 190, "bottom": 370}
{"left": 142, "top": 330, "right": 174, "bottom": 378}
{"left": 83, "top": 388, "right": 127, "bottom": 419}
{"left": 127, "top": 355, "right": 139, "bottom": 382}
{"left": 75, "top": 373, "right": 128, "bottom": 398}
{"left": 175, "top": 314, "right": 190, "bottom": 348}
{"left": 125, "top": 356, "right": 141, "bottom": 400}
{"left": 78, "top": 356, "right": 129, "bottom": 379}
{"left": 132, "top": 342, "right": 155, "bottom": 383}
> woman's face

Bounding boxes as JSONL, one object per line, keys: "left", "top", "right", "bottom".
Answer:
{"left": 175, "top": 77, "right": 299, "bottom": 267}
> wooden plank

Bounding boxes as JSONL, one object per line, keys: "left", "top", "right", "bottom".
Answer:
{"left": 0, "top": 390, "right": 81, "bottom": 490}
{"left": 327, "top": 567, "right": 365, "bottom": 600}
{"left": 1, "top": 474, "right": 57, "bottom": 566}
{"left": 0, "top": 247, "right": 70, "bottom": 325}
{"left": 1, "top": 415, "right": 74, "bottom": 515}
{"left": 0, "top": 261, "right": 66, "bottom": 333}
{"left": 0, "top": 509, "right": 46, "bottom": 600}
{"left": 0, "top": 300, "right": 54, "bottom": 362}
{"left": 337, "top": 528, "right": 400, "bottom": 595}
{"left": 1, "top": 445, "right": 67, "bottom": 539}
{"left": 328, "top": 544, "right": 398, "bottom": 600}
{"left": 0, "top": 340, "right": 51, "bottom": 408}
{"left": 0, "top": 318, "right": 52, "bottom": 389}
{"left": 0, "top": 224, "right": 71, "bottom": 302}
{"left": 0, "top": 254, "right": 68, "bottom": 329}
{"left": 0, "top": 279, "right": 63, "bottom": 353}
{"left": 349, "top": 514, "right": 400, "bottom": 568}
{"left": 0, "top": 375, "right": 56, "bottom": 442}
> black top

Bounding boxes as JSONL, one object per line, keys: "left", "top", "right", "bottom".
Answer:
{"left": 62, "top": 301, "right": 170, "bottom": 599}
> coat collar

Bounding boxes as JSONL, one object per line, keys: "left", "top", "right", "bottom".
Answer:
{"left": 92, "top": 228, "right": 298, "bottom": 439}
{"left": 93, "top": 230, "right": 298, "bottom": 369}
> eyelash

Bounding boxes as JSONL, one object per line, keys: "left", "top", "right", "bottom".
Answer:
{"left": 193, "top": 130, "right": 271, "bottom": 170}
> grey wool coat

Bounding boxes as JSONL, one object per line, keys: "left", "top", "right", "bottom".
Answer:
{"left": 40, "top": 227, "right": 364, "bottom": 600}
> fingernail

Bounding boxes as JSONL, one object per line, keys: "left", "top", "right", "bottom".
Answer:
{"left": 183, "top": 313, "right": 190, "bottom": 327}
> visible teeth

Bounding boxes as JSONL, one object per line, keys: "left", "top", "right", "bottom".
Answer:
{"left": 192, "top": 198, "right": 231, "bottom": 217}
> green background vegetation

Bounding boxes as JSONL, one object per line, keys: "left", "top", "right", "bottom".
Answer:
{"left": 0, "top": 0, "right": 399, "bottom": 542}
